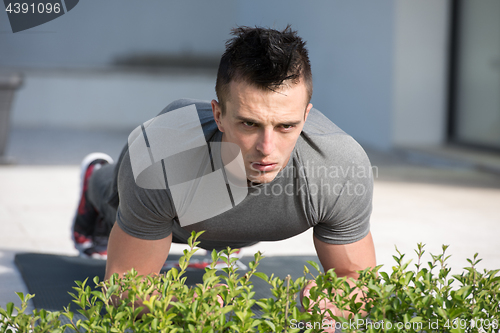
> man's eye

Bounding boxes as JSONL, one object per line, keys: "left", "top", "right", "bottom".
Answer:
{"left": 243, "top": 121, "right": 256, "bottom": 127}
{"left": 282, "top": 125, "right": 293, "bottom": 130}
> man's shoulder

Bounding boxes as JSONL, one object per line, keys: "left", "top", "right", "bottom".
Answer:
{"left": 297, "top": 108, "right": 372, "bottom": 176}
{"left": 301, "top": 108, "right": 368, "bottom": 158}
{"left": 302, "top": 108, "right": 346, "bottom": 136}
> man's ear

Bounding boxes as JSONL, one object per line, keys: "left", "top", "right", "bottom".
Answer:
{"left": 304, "top": 103, "right": 313, "bottom": 121}
{"left": 211, "top": 99, "right": 225, "bottom": 132}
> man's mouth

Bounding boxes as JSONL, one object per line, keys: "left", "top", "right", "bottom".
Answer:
{"left": 250, "top": 162, "right": 278, "bottom": 172}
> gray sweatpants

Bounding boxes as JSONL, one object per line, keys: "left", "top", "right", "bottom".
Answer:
{"left": 87, "top": 163, "right": 117, "bottom": 237}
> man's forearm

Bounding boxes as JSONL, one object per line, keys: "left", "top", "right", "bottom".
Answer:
{"left": 301, "top": 275, "right": 368, "bottom": 319}
{"left": 108, "top": 280, "right": 225, "bottom": 320}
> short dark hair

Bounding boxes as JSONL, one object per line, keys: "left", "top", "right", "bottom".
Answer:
{"left": 215, "top": 25, "right": 313, "bottom": 114}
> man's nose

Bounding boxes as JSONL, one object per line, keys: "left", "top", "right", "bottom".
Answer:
{"left": 256, "top": 128, "right": 275, "bottom": 156}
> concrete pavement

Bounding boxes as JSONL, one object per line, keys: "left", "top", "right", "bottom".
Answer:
{"left": 1, "top": 127, "right": 499, "bottom": 311}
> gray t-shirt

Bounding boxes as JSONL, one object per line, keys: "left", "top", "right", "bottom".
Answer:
{"left": 116, "top": 99, "right": 373, "bottom": 249}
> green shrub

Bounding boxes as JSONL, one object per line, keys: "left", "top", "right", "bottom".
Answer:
{"left": 1, "top": 232, "right": 499, "bottom": 332}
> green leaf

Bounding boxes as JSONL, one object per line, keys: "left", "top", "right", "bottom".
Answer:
{"left": 106, "top": 285, "right": 120, "bottom": 299}
{"left": 404, "top": 271, "right": 414, "bottom": 285}
{"left": 437, "top": 307, "right": 448, "bottom": 319}
{"left": 449, "top": 308, "right": 466, "bottom": 319}
{"left": 211, "top": 249, "right": 218, "bottom": 263}
{"left": 114, "top": 311, "right": 126, "bottom": 322}
{"left": 15, "top": 292, "right": 25, "bottom": 303}
{"left": 6, "top": 302, "right": 14, "bottom": 317}
{"left": 171, "top": 268, "right": 179, "bottom": 280}
{"left": 63, "top": 310, "right": 74, "bottom": 322}
{"left": 263, "top": 320, "right": 276, "bottom": 331}
{"left": 379, "top": 271, "right": 390, "bottom": 282}
{"left": 151, "top": 318, "right": 158, "bottom": 330}
{"left": 253, "top": 272, "right": 268, "bottom": 282}
{"left": 302, "top": 296, "right": 310, "bottom": 309}
{"left": 456, "top": 286, "right": 473, "bottom": 299}
{"left": 384, "top": 284, "right": 395, "bottom": 293}
{"left": 367, "top": 281, "right": 381, "bottom": 295}
{"left": 235, "top": 311, "right": 246, "bottom": 322}
{"left": 306, "top": 261, "right": 321, "bottom": 273}
{"left": 219, "top": 305, "right": 233, "bottom": 316}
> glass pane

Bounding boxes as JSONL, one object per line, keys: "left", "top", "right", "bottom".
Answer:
{"left": 455, "top": 0, "right": 500, "bottom": 148}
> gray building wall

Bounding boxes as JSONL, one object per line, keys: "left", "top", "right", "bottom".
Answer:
{"left": 234, "top": 0, "right": 395, "bottom": 149}
{"left": 392, "top": 0, "right": 450, "bottom": 147}
{"left": 0, "top": 0, "right": 450, "bottom": 150}
{"left": 0, "top": 0, "right": 236, "bottom": 68}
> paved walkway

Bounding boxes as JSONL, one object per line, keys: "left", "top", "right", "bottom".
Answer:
{"left": 1, "top": 127, "right": 499, "bottom": 310}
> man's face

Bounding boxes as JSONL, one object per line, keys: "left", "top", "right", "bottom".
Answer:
{"left": 212, "top": 80, "right": 313, "bottom": 184}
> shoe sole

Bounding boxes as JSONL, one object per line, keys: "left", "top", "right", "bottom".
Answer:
{"left": 74, "top": 241, "right": 92, "bottom": 252}
{"left": 78, "top": 152, "right": 114, "bottom": 190}
{"left": 71, "top": 152, "right": 114, "bottom": 250}
{"left": 79, "top": 252, "right": 107, "bottom": 260}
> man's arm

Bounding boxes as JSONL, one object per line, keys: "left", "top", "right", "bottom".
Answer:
{"left": 105, "top": 223, "right": 225, "bottom": 312}
{"left": 301, "top": 232, "right": 376, "bottom": 321}
{"left": 313, "top": 231, "right": 376, "bottom": 279}
{"left": 105, "top": 222, "right": 172, "bottom": 280}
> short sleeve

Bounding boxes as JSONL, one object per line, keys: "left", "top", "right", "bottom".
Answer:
{"left": 310, "top": 135, "right": 373, "bottom": 244}
{"left": 116, "top": 150, "right": 176, "bottom": 240}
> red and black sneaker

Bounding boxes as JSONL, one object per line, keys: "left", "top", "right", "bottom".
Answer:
{"left": 72, "top": 153, "right": 113, "bottom": 258}
{"left": 81, "top": 235, "right": 109, "bottom": 260}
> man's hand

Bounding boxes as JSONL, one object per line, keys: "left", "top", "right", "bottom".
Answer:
{"left": 300, "top": 279, "right": 344, "bottom": 316}
{"left": 300, "top": 232, "right": 376, "bottom": 332}
{"left": 105, "top": 223, "right": 172, "bottom": 316}
{"left": 194, "top": 283, "right": 227, "bottom": 308}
